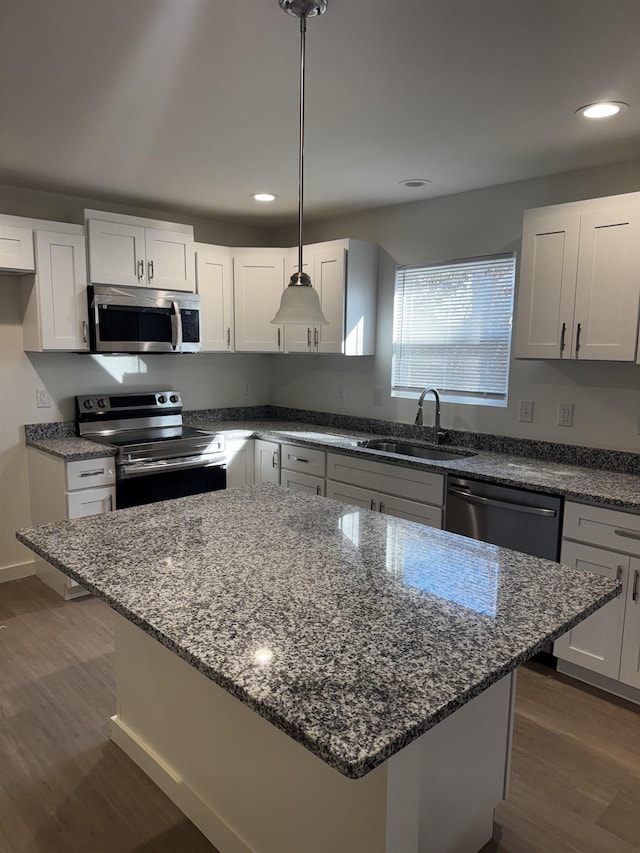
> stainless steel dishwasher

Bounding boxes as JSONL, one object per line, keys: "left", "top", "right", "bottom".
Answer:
{"left": 445, "top": 476, "right": 563, "bottom": 666}
{"left": 445, "top": 476, "right": 562, "bottom": 561}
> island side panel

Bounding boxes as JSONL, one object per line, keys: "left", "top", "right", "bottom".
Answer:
{"left": 110, "top": 614, "right": 388, "bottom": 853}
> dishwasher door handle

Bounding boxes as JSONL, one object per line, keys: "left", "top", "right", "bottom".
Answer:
{"left": 447, "top": 487, "right": 557, "bottom": 518}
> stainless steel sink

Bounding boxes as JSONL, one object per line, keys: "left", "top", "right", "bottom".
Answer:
{"left": 357, "top": 439, "right": 474, "bottom": 461}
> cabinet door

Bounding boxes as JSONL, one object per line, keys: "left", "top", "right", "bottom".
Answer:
{"left": 281, "top": 469, "right": 325, "bottom": 496}
{"left": 233, "top": 250, "right": 286, "bottom": 352}
{"left": 573, "top": 204, "right": 640, "bottom": 362}
{"left": 283, "top": 247, "right": 315, "bottom": 352}
{"left": 314, "top": 244, "right": 346, "bottom": 354}
{"left": 88, "top": 220, "right": 146, "bottom": 286}
{"left": 514, "top": 210, "right": 580, "bottom": 359}
{"left": 620, "top": 558, "right": 640, "bottom": 689}
{"left": 379, "top": 493, "right": 442, "bottom": 529}
{"left": 553, "top": 541, "right": 627, "bottom": 679}
{"left": 326, "top": 480, "right": 374, "bottom": 510}
{"left": 67, "top": 485, "right": 115, "bottom": 518}
{"left": 145, "top": 228, "right": 195, "bottom": 292}
{"left": 196, "top": 244, "right": 233, "bottom": 351}
{"left": 254, "top": 439, "right": 280, "bottom": 484}
{"left": 0, "top": 225, "right": 34, "bottom": 271}
{"left": 33, "top": 231, "right": 89, "bottom": 351}
{"left": 225, "top": 438, "right": 255, "bottom": 489}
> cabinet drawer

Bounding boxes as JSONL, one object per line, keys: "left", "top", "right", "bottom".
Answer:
{"left": 67, "top": 485, "right": 115, "bottom": 518}
{"left": 280, "top": 443, "right": 326, "bottom": 477}
{"left": 327, "top": 452, "right": 444, "bottom": 506}
{"left": 281, "top": 470, "right": 325, "bottom": 496}
{"left": 564, "top": 501, "right": 640, "bottom": 556}
{"left": 66, "top": 457, "right": 116, "bottom": 491}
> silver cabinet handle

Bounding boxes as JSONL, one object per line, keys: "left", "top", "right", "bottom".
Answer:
{"left": 634, "top": 570, "right": 639, "bottom": 602}
{"left": 226, "top": 327, "right": 231, "bottom": 348}
{"left": 148, "top": 259, "right": 154, "bottom": 282}
{"left": 79, "top": 469, "right": 105, "bottom": 478}
{"left": 82, "top": 320, "right": 88, "bottom": 343}
{"left": 292, "top": 457, "right": 309, "bottom": 463}
{"left": 316, "top": 485, "right": 322, "bottom": 496}
{"left": 137, "top": 259, "right": 145, "bottom": 281}
{"left": 307, "top": 328, "right": 311, "bottom": 348}
{"left": 575, "top": 322, "right": 582, "bottom": 354}
{"left": 107, "top": 494, "right": 113, "bottom": 511}
{"left": 614, "top": 529, "right": 640, "bottom": 542}
{"left": 277, "top": 328, "right": 281, "bottom": 349}
{"left": 560, "top": 321, "right": 566, "bottom": 352}
{"left": 314, "top": 327, "right": 319, "bottom": 348}
{"left": 447, "top": 487, "right": 557, "bottom": 517}
{"left": 616, "top": 565, "right": 624, "bottom": 583}
{"left": 272, "top": 450, "right": 278, "bottom": 468}
{"left": 379, "top": 502, "right": 385, "bottom": 513}
{"left": 370, "top": 499, "right": 375, "bottom": 511}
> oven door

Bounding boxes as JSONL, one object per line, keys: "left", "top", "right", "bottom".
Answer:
{"left": 117, "top": 455, "right": 226, "bottom": 509}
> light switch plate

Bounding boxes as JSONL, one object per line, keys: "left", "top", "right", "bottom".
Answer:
{"left": 518, "top": 400, "right": 534, "bottom": 423}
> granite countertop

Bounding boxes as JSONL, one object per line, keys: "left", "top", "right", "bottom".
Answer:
{"left": 17, "top": 485, "right": 619, "bottom": 779}
{"left": 25, "top": 417, "right": 640, "bottom": 511}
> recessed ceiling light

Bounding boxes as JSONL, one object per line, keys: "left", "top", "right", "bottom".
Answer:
{"left": 575, "top": 101, "right": 629, "bottom": 119}
{"left": 251, "top": 193, "right": 278, "bottom": 202}
{"left": 399, "top": 178, "right": 432, "bottom": 188}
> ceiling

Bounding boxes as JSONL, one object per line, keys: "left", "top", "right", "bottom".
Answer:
{"left": 1, "top": 0, "right": 639, "bottom": 225}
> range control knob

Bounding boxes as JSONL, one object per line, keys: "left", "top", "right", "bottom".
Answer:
{"left": 97, "top": 398, "right": 106, "bottom": 408}
{"left": 169, "top": 394, "right": 179, "bottom": 403}
{"left": 158, "top": 395, "right": 167, "bottom": 404}
{"left": 83, "top": 399, "right": 94, "bottom": 410}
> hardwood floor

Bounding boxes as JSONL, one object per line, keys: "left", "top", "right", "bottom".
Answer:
{"left": 1, "top": 576, "right": 639, "bottom": 853}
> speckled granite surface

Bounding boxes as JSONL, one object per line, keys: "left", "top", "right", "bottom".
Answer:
{"left": 26, "top": 434, "right": 116, "bottom": 460}
{"left": 17, "top": 485, "right": 619, "bottom": 779}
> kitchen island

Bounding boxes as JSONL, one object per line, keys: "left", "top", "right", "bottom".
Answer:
{"left": 17, "top": 485, "right": 619, "bottom": 853}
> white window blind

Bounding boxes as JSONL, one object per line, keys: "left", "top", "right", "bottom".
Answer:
{"left": 392, "top": 253, "right": 515, "bottom": 406}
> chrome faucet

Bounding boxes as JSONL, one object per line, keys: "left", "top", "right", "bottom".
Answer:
{"left": 415, "top": 387, "right": 444, "bottom": 444}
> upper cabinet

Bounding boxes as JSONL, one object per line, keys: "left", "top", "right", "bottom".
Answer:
{"left": 514, "top": 193, "right": 640, "bottom": 361}
{"left": 232, "top": 248, "right": 287, "bottom": 352}
{"left": 86, "top": 211, "right": 196, "bottom": 292}
{"left": 22, "top": 229, "right": 89, "bottom": 351}
{"left": 283, "top": 238, "right": 378, "bottom": 356}
{"left": 0, "top": 224, "right": 35, "bottom": 272}
{"left": 196, "top": 243, "right": 234, "bottom": 352}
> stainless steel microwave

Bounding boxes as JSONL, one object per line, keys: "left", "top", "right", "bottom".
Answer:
{"left": 88, "top": 285, "right": 201, "bottom": 354}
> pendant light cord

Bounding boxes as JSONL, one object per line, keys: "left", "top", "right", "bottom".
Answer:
{"left": 297, "top": 15, "right": 306, "bottom": 276}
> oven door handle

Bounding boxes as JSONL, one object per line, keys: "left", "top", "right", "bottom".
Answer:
{"left": 171, "top": 301, "right": 183, "bottom": 352}
{"left": 119, "top": 454, "right": 226, "bottom": 479}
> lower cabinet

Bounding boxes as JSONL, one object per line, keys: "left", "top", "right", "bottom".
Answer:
{"left": 225, "top": 436, "right": 255, "bottom": 489}
{"left": 254, "top": 439, "right": 280, "bottom": 484}
{"left": 554, "top": 501, "right": 640, "bottom": 695}
{"left": 28, "top": 450, "right": 116, "bottom": 599}
{"left": 326, "top": 452, "right": 444, "bottom": 529}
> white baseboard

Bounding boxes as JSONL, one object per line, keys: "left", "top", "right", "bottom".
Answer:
{"left": 0, "top": 560, "right": 35, "bottom": 583}
{"left": 557, "top": 660, "right": 640, "bottom": 705}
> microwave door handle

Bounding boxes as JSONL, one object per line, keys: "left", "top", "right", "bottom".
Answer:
{"left": 170, "top": 301, "right": 183, "bottom": 352}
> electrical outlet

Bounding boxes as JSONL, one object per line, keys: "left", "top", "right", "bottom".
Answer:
{"left": 373, "top": 387, "right": 383, "bottom": 406}
{"left": 518, "top": 400, "right": 534, "bottom": 423}
{"left": 242, "top": 381, "right": 251, "bottom": 396}
{"left": 558, "top": 402, "right": 574, "bottom": 427}
{"left": 337, "top": 385, "right": 345, "bottom": 403}
{"left": 36, "top": 387, "right": 51, "bottom": 408}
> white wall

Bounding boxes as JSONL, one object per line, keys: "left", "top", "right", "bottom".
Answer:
{"left": 269, "top": 158, "right": 640, "bottom": 452}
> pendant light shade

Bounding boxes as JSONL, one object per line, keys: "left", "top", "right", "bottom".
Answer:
{"left": 271, "top": 0, "right": 329, "bottom": 327}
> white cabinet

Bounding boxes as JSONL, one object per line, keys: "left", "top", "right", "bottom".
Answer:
{"left": 326, "top": 452, "right": 444, "bottom": 529}
{"left": 28, "top": 450, "right": 116, "bottom": 600}
{"left": 254, "top": 439, "right": 280, "bottom": 484}
{"left": 225, "top": 437, "right": 255, "bottom": 489}
{"left": 233, "top": 249, "right": 287, "bottom": 352}
{"left": 283, "top": 239, "right": 377, "bottom": 356}
{"left": 196, "top": 243, "right": 234, "bottom": 352}
{"left": 87, "top": 215, "right": 195, "bottom": 291}
{"left": 22, "top": 229, "right": 89, "bottom": 352}
{"left": 515, "top": 193, "right": 640, "bottom": 361}
{"left": 0, "top": 224, "right": 34, "bottom": 272}
{"left": 555, "top": 501, "right": 640, "bottom": 698}
{"left": 280, "top": 442, "right": 326, "bottom": 496}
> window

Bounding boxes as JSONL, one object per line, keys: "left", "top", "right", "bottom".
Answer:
{"left": 392, "top": 253, "right": 516, "bottom": 407}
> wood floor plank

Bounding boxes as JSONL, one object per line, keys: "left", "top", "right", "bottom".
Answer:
{"left": 1, "top": 576, "right": 640, "bottom": 852}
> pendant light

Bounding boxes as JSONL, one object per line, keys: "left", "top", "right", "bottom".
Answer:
{"left": 271, "top": 0, "right": 329, "bottom": 326}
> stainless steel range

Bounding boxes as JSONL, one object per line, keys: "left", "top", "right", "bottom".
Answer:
{"left": 76, "top": 391, "right": 226, "bottom": 509}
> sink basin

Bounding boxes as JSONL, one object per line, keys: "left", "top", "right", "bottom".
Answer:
{"left": 357, "top": 440, "right": 474, "bottom": 461}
